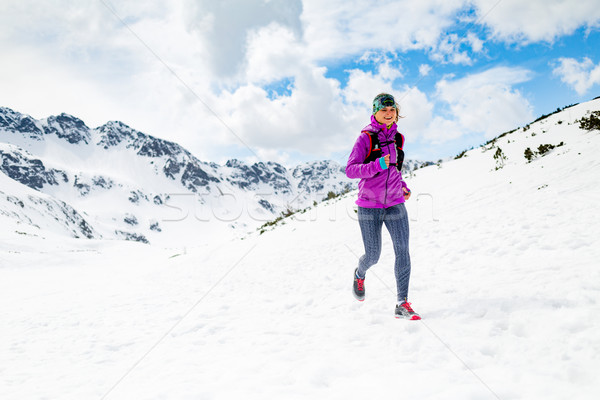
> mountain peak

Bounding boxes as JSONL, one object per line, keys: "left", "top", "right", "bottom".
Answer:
{"left": 44, "top": 113, "right": 91, "bottom": 144}
{"left": 95, "top": 120, "right": 140, "bottom": 149}
{"left": 0, "top": 107, "right": 44, "bottom": 140}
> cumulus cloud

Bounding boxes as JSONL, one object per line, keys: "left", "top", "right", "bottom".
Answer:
{"left": 552, "top": 57, "right": 600, "bottom": 95}
{"left": 423, "top": 67, "right": 534, "bottom": 143}
{"left": 301, "top": 0, "right": 468, "bottom": 60}
{"left": 214, "top": 59, "right": 415, "bottom": 161}
{"left": 419, "top": 64, "right": 432, "bottom": 77}
{"left": 183, "top": 0, "right": 303, "bottom": 80}
{"left": 396, "top": 88, "right": 434, "bottom": 134}
{"left": 430, "top": 33, "right": 474, "bottom": 65}
{"left": 472, "top": 0, "right": 600, "bottom": 43}
{"left": 215, "top": 67, "right": 344, "bottom": 157}
{"left": 243, "top": 23, "right": 305, "bottom": 84}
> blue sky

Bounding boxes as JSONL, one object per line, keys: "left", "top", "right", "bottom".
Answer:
{"left": 1, "top": 0, "right": 599, "bottom": 166}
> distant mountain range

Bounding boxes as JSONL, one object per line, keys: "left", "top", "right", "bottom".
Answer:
{"left": 0, "top": 107, "right": 430, "bottom": 244}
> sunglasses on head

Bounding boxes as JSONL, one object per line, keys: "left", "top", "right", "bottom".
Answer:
{"left": 378, "top": 95, "right": 395, "bottom": 108}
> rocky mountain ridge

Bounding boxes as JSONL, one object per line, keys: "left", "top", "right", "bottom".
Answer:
{"left": 0, "top": 107, "right": 372, "bottom": 244}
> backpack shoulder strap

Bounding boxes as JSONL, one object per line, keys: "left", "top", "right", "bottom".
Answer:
{"left": 392, "top": 132, "right": 405, "bottom": 171}
{"left": 395, "top": 132, "right": 404, "bottom": 150}
{"left": 362, "top": 130, "right": 382, "bottom": 163}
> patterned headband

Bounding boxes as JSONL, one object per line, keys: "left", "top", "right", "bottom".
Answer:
{"left": 372, "top": 94, "right": 397, "bottom": 114}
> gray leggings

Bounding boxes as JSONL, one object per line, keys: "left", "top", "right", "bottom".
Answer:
{"left": 356, "top": 203, "right": 411, "bottom": 303}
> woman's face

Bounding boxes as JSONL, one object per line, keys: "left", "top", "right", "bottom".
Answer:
{"left": 374, "top": 106, "right": 397, "bottom": 125}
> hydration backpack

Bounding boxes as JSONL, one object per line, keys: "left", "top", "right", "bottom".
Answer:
{"left": 363, "top": 130, "right": 405, "bottom": 171}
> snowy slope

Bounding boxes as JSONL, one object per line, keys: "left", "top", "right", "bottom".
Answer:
{"left": 1, "top": 99, "right": 600, "bottom": 399}
{"left": 0, "top": 170, "right": 97, "bottom": 240}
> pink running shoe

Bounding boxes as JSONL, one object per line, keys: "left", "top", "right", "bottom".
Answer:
{"left": 353, "top": 268, "right": 365, "bottom": 301}
{"left": 395, "top": 302, "right": 421, "bottom": 320}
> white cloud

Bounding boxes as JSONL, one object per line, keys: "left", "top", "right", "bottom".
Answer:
{"left": 472, "top": 0, "right": 600, "bottom": 43}
{"left": 213, "top": 60, "right": 416, "bottom": 161}
{"left": 552, "top": 57, "right": 600, "bottom": 95}
{"left": 419, "top": 64, "right": 432, "bottom": 77}
{"left": 423, "top": 67, "right": 534, "bottom": 143}
{"left": 466, "top": 32, "right": 484, "bottom": 53}
{"left": 430, "top": 33, "right": 473, "bottom": 65}
{"left": 243, "top": 23, "right": 304, "bottom": 84}
{"left": 182, "top": 0, "right": 303, "bottom": 79}
{"left": 214, "top": 67, "right": 345, "bottom": 157}
{"left": 394, "top": 88, "right": 434, "bottom": 137}
{"left": 423, "top": 116, "right": 465, "bottom": 144}
{"left": 340, "top": 62, "right": 403, "bottom": 117}
{"left": 301, "top": 0, "right": 468, "bottom": 60}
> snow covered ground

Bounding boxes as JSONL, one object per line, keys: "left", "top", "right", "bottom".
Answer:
{"left": 1, "top": 100, "right": 600, "bottom": 399}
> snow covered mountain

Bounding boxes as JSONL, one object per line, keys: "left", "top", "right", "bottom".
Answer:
{"left": 0, "top": 107, "right": 360, "bottom": 244}
{"left": 2, "top": 97, "right": 597, "bottom": 248}
{"left": 1, "top": 97, "right": 599, "bottom": 400}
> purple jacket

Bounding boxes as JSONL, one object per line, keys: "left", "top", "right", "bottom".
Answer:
{"left": 346, "top": 115, "right": 409, "bottom": 208}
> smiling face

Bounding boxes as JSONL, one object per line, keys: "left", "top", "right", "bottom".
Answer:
{"left": 374, "top": 106, "right": 397, "bottom": 126}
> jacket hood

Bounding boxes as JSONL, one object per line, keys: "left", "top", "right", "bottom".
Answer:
{"left": 364, "top": 115, "right": 397, "bottom": 134}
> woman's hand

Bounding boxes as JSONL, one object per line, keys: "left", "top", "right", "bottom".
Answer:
{"left": 378, "top": 154, "right": 391, "bottom": 170}
{"left": 403, "top": 186, "right": 411, "bottom": 201}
